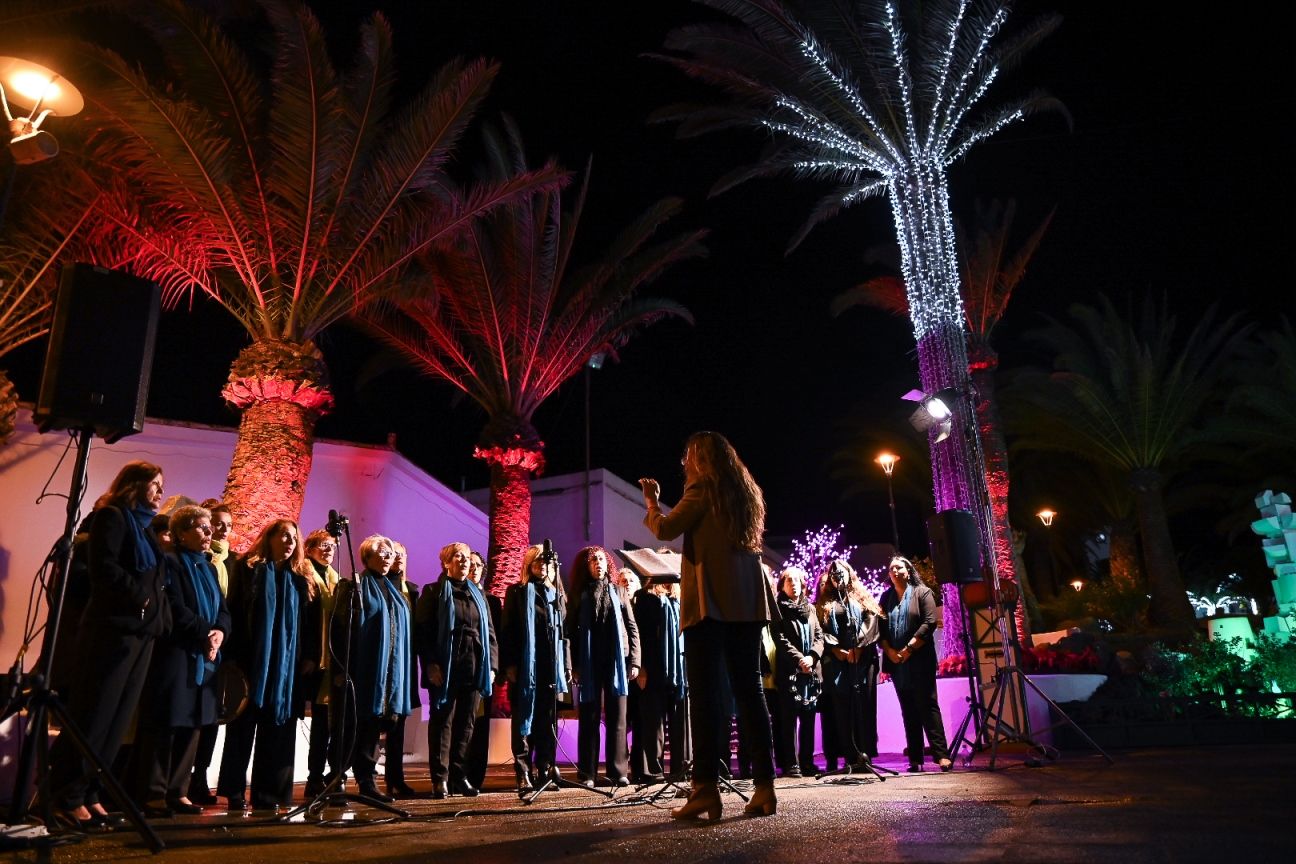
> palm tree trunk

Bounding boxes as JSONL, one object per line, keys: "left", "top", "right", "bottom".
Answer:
{"left": 893, "top": 169, "right": 982, "bottom": 660}
{"left": 970, "top": 347, "right": 1031, "bottom": 645}
{"left": 1129, "top": 469, "right": 1195, "bottom": 634}
{"left": 0, "top": 369, "right": 16, "bottom": 446}
{"left": 220, "top": 340, "right": 333, "bottom": 553}
{"left": 482, "top": 458, "right": 535, "bottom": 600}
{"left": 1107, "top": 517, "right": 1142, "bottom": 593}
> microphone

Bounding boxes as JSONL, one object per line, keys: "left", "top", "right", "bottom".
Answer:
{"left": 541, "top": 538, "right": 555, "bottom": 563}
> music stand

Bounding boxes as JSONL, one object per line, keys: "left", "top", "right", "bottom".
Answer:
{"left": 2, "top": 428, "right": 164, "bottom": 852}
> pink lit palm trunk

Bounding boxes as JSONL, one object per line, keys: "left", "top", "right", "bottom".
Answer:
{"left": 223, "top": 398, "right": 320, "bottom": 553}
{"left": 970, "top": 348, "right": 1033, "bottom": 645}
{"left": 892, "top": 168, "right": 982, "bottom": 660}
{"left": 483, "top": 459, "right": 534, "bottom": 601}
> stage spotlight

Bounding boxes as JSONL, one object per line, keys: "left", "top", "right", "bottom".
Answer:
{"left": 1, "top": 56, "right": 83, "bottom": 165}
{"left": 902, "top": 386, "right": 960, "bottom": 443}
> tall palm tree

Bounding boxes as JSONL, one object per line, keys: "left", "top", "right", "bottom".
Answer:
{"left": 59, "top": 0, "right": 559, "bottom": 548}
{"left": 365, "top": 126, "right": 704, "bottom": 596}
{"left": 1001, "top": 295, "right": 1252, "bottom": 635}
{"left": 655, "top": 0, "right": 1060, "bottom": 657}
{"left": 833, "top": 200, "right": 1053, "bottom": 643}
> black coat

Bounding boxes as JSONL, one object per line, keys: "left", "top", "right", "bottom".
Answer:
{"left": 331, "top": 573, "right": 421, "bottom": 714}
{"left": 630, "top": 589, "right": 680, "bottom": 691}
{"left": 414, "top": 577, "right": 499, "bottom": 693}
{"left": 567, "top": 582, "right": 642, "bottom": 678}
{"left": 501, "top": 581, "right": 570, "bottom": 682}
{"left": 83, "top": 505, "right": 169, "bottom": 636}
{"left": 144, "top": 552, "right": 232, "bottom": 727}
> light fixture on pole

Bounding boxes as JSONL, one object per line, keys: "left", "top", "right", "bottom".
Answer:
{"left": 875, "top": 451, "right": 901, "bottom": 551}
{"left": 1037, "top": 508, "right": 1056, "bottom": 527}
{"left": 902, "top": 386, "right": 960, "bottom": 443}
{"left": 0, "top": 56, "right": 83, "bottom": 165}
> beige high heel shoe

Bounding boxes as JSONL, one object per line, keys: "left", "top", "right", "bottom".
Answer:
{"left": 671, "top": 781, "right": 722, "bottom": 820}
{"left": 743, "top": 781, "right": 777, "bottom": 817}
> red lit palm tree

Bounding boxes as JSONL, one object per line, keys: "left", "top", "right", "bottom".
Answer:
{"left": 365, "top": 125, "right": 703, "bottom": 596}
{"left": 834, "top": 200, "right": 1053, "bottom": 644}
{"left": 62, "top": 0, "right": 558, "bottom": 548}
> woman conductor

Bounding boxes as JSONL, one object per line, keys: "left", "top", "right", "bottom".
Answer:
{"left": 641, "top": 431, "right": 778, "bottom": 819}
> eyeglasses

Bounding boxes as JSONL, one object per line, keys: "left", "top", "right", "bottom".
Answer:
{"left": 376, "top": 549, "right": 394, "bottom": 558}
{"left": 315, "top": 544, "right": 336, "bottom": 552}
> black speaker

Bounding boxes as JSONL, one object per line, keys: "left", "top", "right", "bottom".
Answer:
{"left": 927, "top": 509, "right": 982, "bottom": 584}
{"left": 34, "top": 263, "right": 161, "bottom": 443}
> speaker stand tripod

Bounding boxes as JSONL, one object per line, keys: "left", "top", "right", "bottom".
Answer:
{"left": 2, "top": 428, "right": 164, "bottom": 852}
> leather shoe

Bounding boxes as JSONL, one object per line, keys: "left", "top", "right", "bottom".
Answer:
{"left": 226, "top": 795, "right": 248, "bottom": 811}
{"left": 449, "top": 777, "right": 479, "bottom": 798}
{"left": 613, "top": 776, "right": 629, "bottom": 788}
{"left": 188, "top": 780, "right": 218, "bottom": 805}
{"left": 304, "top": 777, "right": 326, "bottom": 798}
{"left": 143, "top": 803, "right": 174, "bottom": 819}
{"left": 430, "top": 781, "right": 447, "bottom": 800}
{"left": 939, "top": 758, "right": 954, "bottom": 772}
{"left": 358, "top": 783, "right": 395, "bottom": 803}
{"left": 387, "top": 781, "right": 417, "bottom": 798}
{"left": 167, "top": 799, "right": 204, "bottom": 815}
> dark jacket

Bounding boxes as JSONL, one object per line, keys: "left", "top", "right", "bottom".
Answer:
{"left": 414, "top": 577, "right": 499, "bottom": 692}
{"left": 631, "top": 589, "right": 681, "bottom": 690}
{"left": 83, "top": 505, "right": 170, "bottom": 636}
{"left": 566, "top": 581, "right": 642, "bottom": 675}
{"left": 879, "top": 583, "right": 940, "bottom": 684}
{"left": 501, "top": 581, "right": 571, "bottom": 682}
{"left": 644, "top": 480, "right": 777, "bottom": 629}
{"left": 772, "top": 596, "right": 824, "bottom": 690}
{"left": 146, "top": 552, "right": 231, "bottom": 727}
{"left": 330, "top": 572, "right": 421, "bottom": 714}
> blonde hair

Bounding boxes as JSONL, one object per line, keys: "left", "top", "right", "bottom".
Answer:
{"left": 359, "top": 534, "right": 394, "bottom": 568}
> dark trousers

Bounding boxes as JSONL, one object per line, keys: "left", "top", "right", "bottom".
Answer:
{"left": 777, "top": 692, "right": 817, "bottom": 772}
{"left": 133, "top": 724, "right": 199, "bottom": 803}
{"left": 896, "top": 677, "right": 950, "bottom": 765}
{"left": 340, "top": 713, "right": 385, "bottom": 785}
{"left": 190, "top": 723, "right": 218, "bottom": 792}
{"left": 826, "top": 657, "right": 879, "bottom": 762}
{"left": 427, "top": 688, "right": 480, "bottom": 783}
{"left": 384, "top": 714, "right": 413, "bottom": 785}
{"left": 217, "top": 703, "right": 297, "bottom": 806}
{"left": 577, "top": 684, "right": 628, "bottom": 781}
{"left": 307, "top": 703, "right": 332, "bottom": 782}
{"left": 48, "top": 628, "right": 154, "bottom": 810}
{"left": 511, "top": 684, "right": 558, "bottom": 771}
{"left": 635, "top": 687, "right": 690, "bottom": 777}
{"left": 465, "top": 693, "right": 491, "bottom": 788}
{"left": 684, "top": 620, "right": 774, "bottom": 784}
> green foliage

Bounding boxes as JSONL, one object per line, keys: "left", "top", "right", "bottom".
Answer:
{"left": 1037, "top": 579, "right": 1149, "bottom": 633}
{"left": 1145, "top": 634, "right": 1296, "bottom": 718}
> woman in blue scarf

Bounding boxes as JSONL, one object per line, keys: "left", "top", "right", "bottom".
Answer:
{"left": 817, "top": 559, "right": 883, "bottom": 771}
{"left": 415, "top": 542, "right": 497, "bottom": 799}
{"left": 381, "top": 541, "right": 421, "bottom": 798}
{"left": 879, "top": 556, "right": 952, "bottom": 772}
{"left": 46, "top": 461, "right": 168, "bottom": 831}
{"left": 630, "top": 573, "right": 689, "bottom": 783}
{"left": 502, "top": 544, "right": 571, "bottom": 793}
{"left": 329, "top": 535, "right": 413, "bottom": 802}
{"left": 566, "top": 545, "right": 641, "bottom": 788}
{"left": 217, "top": 519, "right": 316, "bottom": 811}
{"left": 132, "top": 505, "right": 230, "bottom": 816}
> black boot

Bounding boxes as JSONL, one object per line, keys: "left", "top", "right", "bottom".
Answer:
{"left": 514, "top": 760, "right": 534, "bottom": 793}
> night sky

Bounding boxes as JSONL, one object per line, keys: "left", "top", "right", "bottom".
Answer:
{"left": 6, "top": 1, "right": 1293, "bottom": 561}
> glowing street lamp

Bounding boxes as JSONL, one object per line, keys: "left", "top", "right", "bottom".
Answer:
{"left": 0, "top": 56, "right": 84, "bottom": 165}
{"left": 875, "top": 452, "right": 900, "bottom": 551}
{"left": 1037, "top": 508, "right": 1056, "bottom": 527}
{"left": 1069, "top": 578, "right": 1085, "bottom": 592}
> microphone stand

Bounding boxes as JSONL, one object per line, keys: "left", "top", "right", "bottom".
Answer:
{"left": 282, "top": 515, "right": 408, "bottom": 821}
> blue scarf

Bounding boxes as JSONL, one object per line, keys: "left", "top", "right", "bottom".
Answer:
{"left": 248, "top": 562, "right": 300, "bottom": 725}
{"left": 178, "top": 549, "right": 222, "bottom": 685}
{"left": 126, "top": 505, "right": 158, "bottom": 572}
{"left": 577, "top": 582, "right": 628, "bottom": 704}
{"left": 358, "top": 572, "right": 412, "bottom": 717}
{"left": 515, "top": 582, "right": 567, "bottom": 737}
{"left": 661, "top": 596, "right": 686, "bottom": 703}
{"left": 887, "top": 584, "right": 916, "bottom": 689}
{"left": 430, "top": 577, "right": 493, "bottom": 708}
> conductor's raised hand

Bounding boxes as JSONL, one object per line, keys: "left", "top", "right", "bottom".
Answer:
{"left": 639, "top": 478, "right": 660, "bottom": 508}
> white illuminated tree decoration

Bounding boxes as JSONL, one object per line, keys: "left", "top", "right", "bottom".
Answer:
{"left": 657, "top": 0, "right": 1062, "bottom": 657}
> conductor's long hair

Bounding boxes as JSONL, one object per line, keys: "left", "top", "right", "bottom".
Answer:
{"left": 687, "top": 430, "right": 765, "bottom": 552}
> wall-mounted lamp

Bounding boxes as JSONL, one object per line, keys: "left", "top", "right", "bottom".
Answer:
{"left": 1, "top": 56, "right": 83, "bottom": 164}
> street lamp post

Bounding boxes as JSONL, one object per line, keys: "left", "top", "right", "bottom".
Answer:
{"left": 876, "top": 452, "right": 900, "bottom": 551}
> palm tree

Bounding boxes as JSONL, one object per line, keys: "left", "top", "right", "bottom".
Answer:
{"left": 0, "top": 163, "right": 108, "bottom": 443}
{"left": 364, "top": 126, "right": 704, "bottom": 596}
{"left": 1001, "top": 295, "right": 1252, "bottom": 635}
{"left": 833, "top": 200, "right": 1053, "bottom": 643}
{"left": 58, "top": 0, "right": 559, "bottom": 548}
{"left": 655, "top": 0, "right": 1060, "bottom": 657}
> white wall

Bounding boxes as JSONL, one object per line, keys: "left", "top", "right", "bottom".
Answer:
{"left": 465, "top": 468, "right": 681, "bottom": 565}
